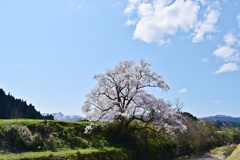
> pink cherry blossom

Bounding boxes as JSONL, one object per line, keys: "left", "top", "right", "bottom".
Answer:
{"left": 82, "top": 60, "right": 186, "bottom": 132}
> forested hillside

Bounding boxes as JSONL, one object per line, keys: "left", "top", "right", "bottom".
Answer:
{"left": 201, "top": 115, "right": 240, "bottom": 124}
{"left": 0, "top": 88, "right": 53, "bottom": 120}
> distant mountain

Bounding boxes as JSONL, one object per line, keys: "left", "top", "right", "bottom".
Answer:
{"left": 0, "top": 88, "right": 53, "bottom": 120}
{"left": 43, "top": 112, "right": 84, "bottom": 122}
{"left": 214, "top": 120, "right": 240, "bottom": 128}
{"left": 200, "top": 115, "right": 240, "bottom": 124}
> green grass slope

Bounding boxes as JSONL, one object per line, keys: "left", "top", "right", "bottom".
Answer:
{"left": 0, "top": 148, "right": 127, "bottom": 160}
{"left": 0, "top": 119, "right": 128, "bottom": 160}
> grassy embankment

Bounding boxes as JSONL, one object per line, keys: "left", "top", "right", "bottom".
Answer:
{"left": 209, "top": 144, "right": 240, "bottom": 159}
{"left": 0, "top": 119, "right": 128, "bottom": 160}
{"left": 227, "top": 144, "right": 240, "bottom": 160}
{"left": 0, "top": 147, "right": 126, "bottom": 160}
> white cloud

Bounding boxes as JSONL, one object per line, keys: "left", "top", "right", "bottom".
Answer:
{"left": 201, "top": 58, "right": 209, "bottom": 63}
{"left": 230, "top": 53, "right": 240, "bottom": 62}
{"left": 124, "top": 0, "right": 140, "bottom": 15}
{"left": 215, "top": 62, "right": 239, "bottom": 74}
{"left": 213, "top": 46, "right": 236, "bottom": 59}
{"left": 213, "top": 33, "right": 240, "bottom": 73}
{"left": 133, "top": 0, "right": 199, "bottom": 44}
{"left": 77, "top": 5, "right": 82, "bottom": 10}
{"left": 0, "top": 84, "right": 3, "bottom": 88}
{"left": 124, "top": 0, "right": 221, "bottom": 45}
{"left": 223, "top": 32, "right": 238, "bottom": 46}
{"left": 125, "top": 19, "right": 136, "bottom": 26}
{"left": 179, "top": 88, "right": 187, "bottom": 93}
{"left": 197, "top": 0, "right": 207, "bottom": 5}
{"left": 237, "top": 14, "right": 240, "bottom": 28}
{"left": 192, "top": 9, "right": 220, "bottom": 42}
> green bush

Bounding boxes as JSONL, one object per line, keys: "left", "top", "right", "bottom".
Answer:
{"left": 30, "top": 133, "right": 45, "bottom": 151}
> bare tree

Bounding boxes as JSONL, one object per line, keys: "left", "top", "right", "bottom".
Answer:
{"left": 174, "top": 98, "right": 184, "bottom": 113}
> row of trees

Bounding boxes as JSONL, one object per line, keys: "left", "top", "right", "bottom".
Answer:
{"left": 0, "top": 89, "right": 53, "bottom": 120}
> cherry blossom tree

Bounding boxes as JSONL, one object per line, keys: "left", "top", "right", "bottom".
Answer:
{"left": 82, "top": 60, "right": 186, "bottom": 132}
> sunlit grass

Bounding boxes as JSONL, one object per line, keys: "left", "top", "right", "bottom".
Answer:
{"left": 0, "top": 119, "right": 124, "bottom": 159}
{"left": 227, "top": 144, "right": 240, "bottom": 160}
{"left": 0, "top": 147, "right": 121, "bottom": 160}
{"left": 209, "top": 145, "right": 237, "bottom": 160}
{"left": 0, "top": 119, "right": 44, "bottom": 124}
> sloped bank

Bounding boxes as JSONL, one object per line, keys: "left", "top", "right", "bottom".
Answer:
{"left": 0, "top": 119, "right": 130, "bottom": 160}
{"left": 207, "top": 144, "right": 240, "bottom": 160}
{"left": 227, "top": 144, "right": 240, "bottom": 160}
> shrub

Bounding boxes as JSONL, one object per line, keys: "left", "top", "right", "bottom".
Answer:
{"left": 30, "top": 133, "right": 45, "bottom": 151}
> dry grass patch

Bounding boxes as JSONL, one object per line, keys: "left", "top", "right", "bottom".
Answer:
{"left": 227, "top": 144, "right": 240, "bottom": 160}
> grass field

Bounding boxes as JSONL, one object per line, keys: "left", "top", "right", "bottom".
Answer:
{"left": 0, "top": 147, "right": 125, "bottom": 160}
{"left": 0, "top": 118, "right": 44, "bottom": 122}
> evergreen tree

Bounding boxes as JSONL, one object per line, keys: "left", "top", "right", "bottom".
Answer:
{"left": 0, "top": 88, "right": 53, "bottom": 120}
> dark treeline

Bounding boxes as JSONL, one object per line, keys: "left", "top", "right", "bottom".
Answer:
{"left": 0, "top": 88, "right": 53, "bottom": 120}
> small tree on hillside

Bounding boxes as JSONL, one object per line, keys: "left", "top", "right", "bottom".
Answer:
{"left": 82, "top": 60, "right": 186, "bottom": 132}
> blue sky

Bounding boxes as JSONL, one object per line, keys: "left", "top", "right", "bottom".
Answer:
{"left": 0, "top": 0, "right": 240, "bottom": 118}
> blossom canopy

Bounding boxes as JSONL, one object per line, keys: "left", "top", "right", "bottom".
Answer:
{"left": 82, "top": 60, "right": 186, "bottom": 131}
